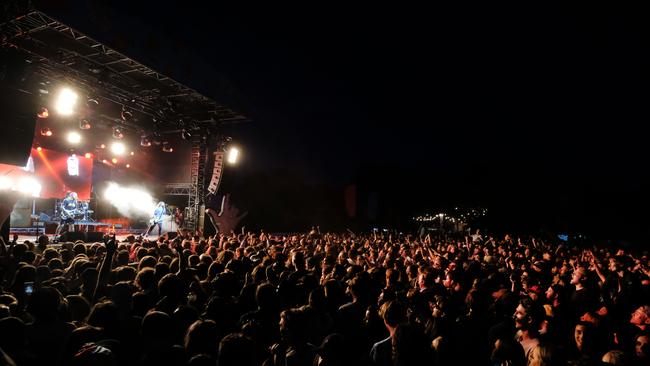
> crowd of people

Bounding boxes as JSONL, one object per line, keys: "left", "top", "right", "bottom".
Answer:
{"left": 0, "top": 229, "right": 648, "bottom": 366}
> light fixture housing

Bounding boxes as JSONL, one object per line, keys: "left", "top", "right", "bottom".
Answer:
{"left": 112, "top": 126, "right": 124, "bottom": 139}
{"left": 79, "top": 118, "right": 91, "bottom": 130}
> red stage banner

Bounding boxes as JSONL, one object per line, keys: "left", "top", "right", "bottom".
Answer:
{"left": 25, "top": 148, "right": 93, "bottom": 200}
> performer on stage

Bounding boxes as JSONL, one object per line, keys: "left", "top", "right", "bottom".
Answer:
{"left": 174, "top": 207, "right": 184, "bottom": 229}
{"left": 56, "top": 191, "right": 78, "bottom": 236}
{"left": 145, "top": 201, "right": 167, "bottom": 237}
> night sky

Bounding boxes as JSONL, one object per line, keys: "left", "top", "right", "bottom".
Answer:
{"left": 34, "top": 2, "right": 650, "bottom": 239}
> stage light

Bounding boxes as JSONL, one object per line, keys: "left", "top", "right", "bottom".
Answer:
{"left": 162, "top": 142, "right": 173, "bottom": 153}
{"left": 36, "top": 146, "right": 42, "bottom": 152}
{"left": 18, "top": 177, "right": 41, "bottom": 197}
{"left": 102, "top": 159, "right": 108, "bottom": 164}
{"left": 112, "top": 126, "right": 124, "bottom": 139}
{"left": 111, "top": 142, "right": 126, "bottom": 155}
{"left": 84, "top": 152, "right": 92, "bottom": 159}
{"left": 140, "top": 135, "right": 151, "bottom": 147}
{"left": 100, "top": 144, "right": 106, "bottom": 149}
{"left": 227, "top": 147, "right": 240, "bottom": 164}
{"left": 67, "top": 154, "right": 79, "bottom": 176}
{"left": 37, "top": 107, "right": 49, "bottom": 119}
{"left": 86, "top": 98, "right": 99, "bottom": 110}
{"left": 112, "top": 158, "right": 118, "bottom": 164}
{"left": 126, "top": 164, "right": 130, "bottom": 168}
{"left": 40, "top": 127, "right": 53, "bottom": 137}
{"left": 79, "top": 118, "right": 91, "bottom": 130}
{"left": 121, "top": 109, "right": 133, "bottom": 122}
{"left": 181, "top": 129, "right": 192, "bottom": 140}
{"left": 55, "top": 88, "right": 78, "bottom": 115}
{"left": 67, "top": 131, "right": 81, "bottom": 144}
{"left": 130, "top": 151, "right": 135, "bottom": 156}
{"left": 0, "top": 176, "right": 12, "bottom": 190}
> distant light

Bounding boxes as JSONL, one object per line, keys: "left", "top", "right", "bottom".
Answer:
{"left": 126, "top": 164, "right": 130, "bottom": 168}
{"left": 102, "top": 159, "right": 108, "bottom": 164}
{"left": 37, "top": 107, "right": 49, "bottom": 119}
{"left": 84, "top": 152, "right": 92, "bottom": 159}
{"left": 36, "top": 147, "right": 42, "bottom": 152}
{"left": 41, "top": 127, "right": 53, "bottom": 137}
{"left": 100, "top": 144, "right": 106, "bottom": 149}
{"left": 67, "top": 131, "right": 81, "bottom": 144}
{"left": 55, "top": 88, "right": 78, "bottom": 115}
{"left": 130, "top": 151, "right": 134, "bottom": 156}
{"left": 162, "top": 142, "right": 173, "bottom": 153}
{"left": 111, "top": 142, "right": 126, "bottom": 155}
{"left": 112, "top": 158, "right": 118, "bottom": 164}
{"left": 227, "top": 147, "right": 239, "bottom": 164}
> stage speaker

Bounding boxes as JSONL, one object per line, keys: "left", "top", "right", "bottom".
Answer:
{"left": 59, "top": 232, "right": 106, "bottom": 243}
{"left": 85, "top": 232, "right": 105, "bottom": 243}
{"left": 0, "top": 48, "right": 37, "bottom": 167}
{"left": 59, "top": 232, "right": 85, "bottom": 243}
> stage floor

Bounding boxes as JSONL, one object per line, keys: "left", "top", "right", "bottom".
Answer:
{"left": 13, "top": 232, "right": 150, "bottom": 244}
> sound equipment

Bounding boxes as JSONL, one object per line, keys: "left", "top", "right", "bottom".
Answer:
{"left": 85, "top": 232, "right": 105, "bottom": 242}
{"left": 59, "top": 231, "right": 105, "bottom": 243}
{"left": 59, "top": 232, "right": 85, "bottom": 243}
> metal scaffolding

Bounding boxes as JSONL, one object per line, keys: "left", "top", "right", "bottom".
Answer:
{"left": 186, "top": 138, "right": 208, "bottom": 232}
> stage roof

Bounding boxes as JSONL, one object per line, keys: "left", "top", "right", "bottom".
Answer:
{"left": 1, "top": 8, "right": 248, "bottom": 137}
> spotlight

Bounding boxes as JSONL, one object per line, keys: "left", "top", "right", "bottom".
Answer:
{"left": 55, "top": 88, "right": 78, "bottom": 115}
{"left": 130, "top": 151, "right": 135, "bottom": 156}
{"left": 40, "top": 127, "right": 53, "bottom": 137}
{"left": 227, "top": 147, "right": 240, "bottom": 164}
{"left": 112, "top": 158, "right": 118, "bottom": 164}
{"left": 84, "top": 152, "right": 92, "bottom": 159}
{"left": 151, "top": 133, "right": 162, "bottom": 146}
{"left": 37, "top": 107, "right": 49, "bottom": 119}
{"left": 140, "top": 135, "right": 151, "bottom": 147}
{"left": 112, "top": 126, "right": 124, "bottom": 139}
{"left": 67, "top": 131, "right": 81, "bottom": 144}
{"left": 86, "top": 98, "right": 99, "bottom": 110}
{"left": 0, "top": 176, "right": 12, "bottom": 190}
{"left": 102, "top": 159, "right": 108, "bottom": 164}
{"left": 121, "top": 108, "right": 133, "bottom": 122}
{"left": 79, "top": 118, "right": 91, "bottom": 130}
{"left": 162, "top": 142, "right": 173, "bottom": 153}
{"left": 36, "top": 146, "right": 42, "bottom": 152}
{"left": 181, "top": 129, "right": 192, "bottom": 140}
{"left": 100, "top": 144, "right": 106, "bottom": 149}
{"left": 126, "top": 164, "right": 130, "bottom": 168}
{"left": 111, "top": 142, "right": 126, "bottom": 155}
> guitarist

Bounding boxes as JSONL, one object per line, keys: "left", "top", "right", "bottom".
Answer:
{"left": 145, "top": 201, "right": 167, "bottom": 237}
{"left": 56, "top": 191, "right": 78, "bottom": 237}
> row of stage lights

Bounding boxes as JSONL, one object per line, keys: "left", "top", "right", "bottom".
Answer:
{"left": 38, "top": 87, "right": 174, "bottom": 153}
{"left": 37, "top": 86, "right": 241, "bottom": 165}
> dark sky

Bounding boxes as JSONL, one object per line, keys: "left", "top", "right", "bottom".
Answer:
{"left": 35, "top": 2, "right": 650, "bottom": 237}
